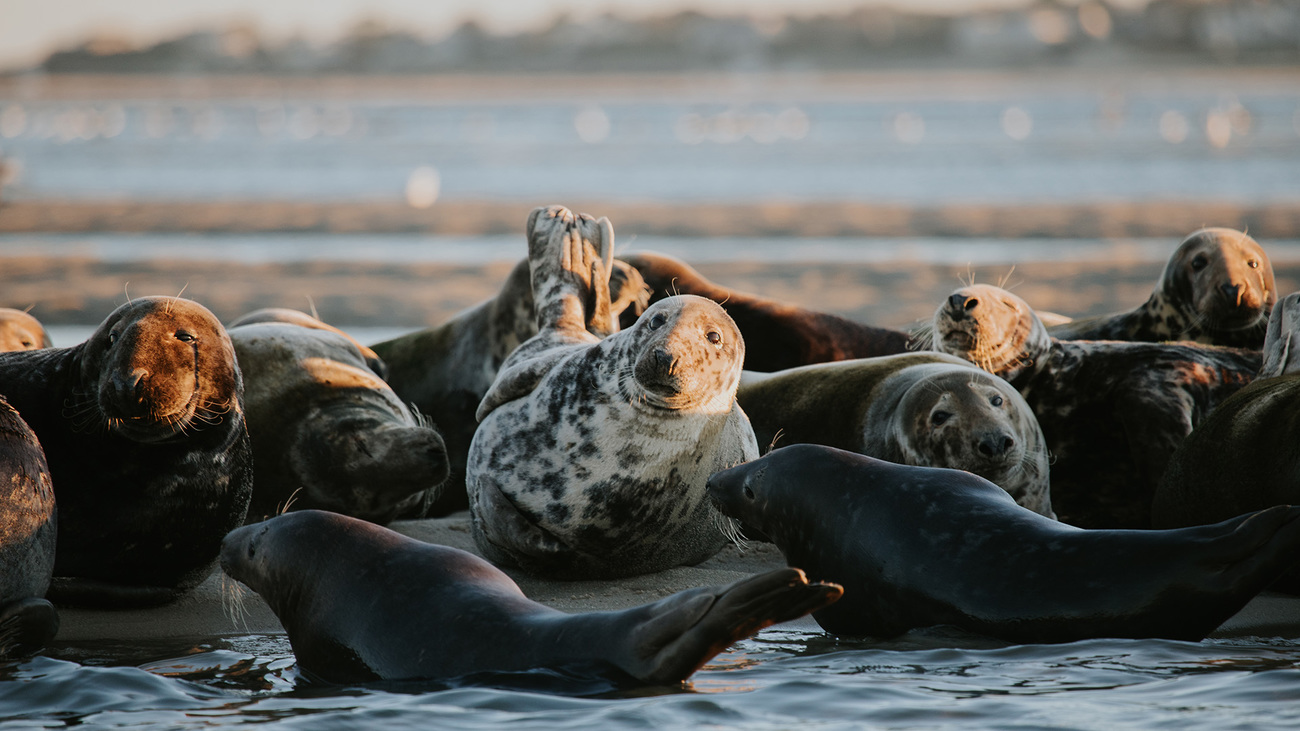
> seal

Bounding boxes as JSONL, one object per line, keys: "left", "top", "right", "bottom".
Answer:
{"left": 372, "top": 254, "right": 650, "bottom": 517}
{"left": 0, "top": 296, "right": 253, "bottom": 607}
{"left": 737, "top": 353, "right": 1053, "bottom": 517}
{"left": 619, "top": 251, "right": 912, "bottom": 372}
{"left": 1049, "top": 228, "right": 1275, "bottom": 348}
{"left": 229, "top": 307, "right": 390, "bottom": 380}
{"left": 0, "top": 396, "right": 59, "bottom": 658}
{"left": 924, "top": 283, "right": 1259, "bottom": 529}
{"left": 467, "top": 205, "right": 758, "bottom": 579}
{"left": 708, "top": 444, "right": 1300, "bottom": 644}
{"left": 1259, "top": 291, "right": 1300, "bottom": 378}
{"left": 228, "top": 316, "right": 449, "bottom": 524}
{"left": 0, "top": 308, "right": 53, "bottom": 351}
{"left": 220, "top": 509, "right": 842, "bottom": 685}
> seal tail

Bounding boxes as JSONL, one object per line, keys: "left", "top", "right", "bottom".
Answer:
{"left": 623, "top": 567, "right": 842, "bottom": 685}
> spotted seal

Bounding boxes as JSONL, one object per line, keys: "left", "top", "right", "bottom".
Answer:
{"left": 0, "top": 397, "right": 58, "bottom": 657}
{"left": 709, "top": 444, "right": 1300, "bottom": 643}
{"left": 1049, "top": 228, "right": 1275, "bottom": 348}
{"left": 467, "top": 205, "right": 758, "bottom": 579}
{"left": 228, "top": 315, "right": 449, "bottom": 524}
{"left": 1259, "top": 291, "right": 1300, "bottom": 378}
{"left": 619, "top": 251, "right": 912, "bottom": 372}
{"left": 0, "top": 309, "right": 53, "bottom": 351}
{"left": 372, "top": 254, "right": 649, "bottom": 517}
{"left": 0, "top": 297, "right": 253, "bottom": 607}
{"left": 924, "top": 283, "right": 1259, "bottom": 529}
{"left": 737, "top": 353, "right": 1053, "bottom": 517}
{"left": 221, "top": 509, "right": 842, "bottom": 685}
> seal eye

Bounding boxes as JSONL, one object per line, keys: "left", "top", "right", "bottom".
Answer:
{"left": 931, "top": 411, "right": 952, "bottom": 426}
{"left": 743, "top": 486, "right": 755, "bottom": 500}
{"left": 648, "top": 313, "right": 667, "bottom": 330}
{"left": 990, "top": 395, "right": 1004, "bottom": 407}
{"left": 706, "top": 331, "right": 723, "bottom": 346}
{"left": 175, "top": 330, "right": 196, "bottom": 343}
{"left": 107, "top": 332, "right": 118, "bottom": 346}
{"left": 1248, "top": 259, "right": 1260, "bottom": 269}
{"left": 1191, "top": 255, "right": 1208, "bottom": 271}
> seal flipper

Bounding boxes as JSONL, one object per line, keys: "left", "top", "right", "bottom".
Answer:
{"left": 0, "top": 597, "right": 58, "bottom": 659}
{"left": 615, "top": 567, "right": 843, "bottom": 685}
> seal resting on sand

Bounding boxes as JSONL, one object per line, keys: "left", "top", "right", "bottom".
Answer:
{"left": 0, "top": 396, "right": 58, "bottom": 657}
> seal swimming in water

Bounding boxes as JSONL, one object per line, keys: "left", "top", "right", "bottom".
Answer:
{"left": 0, "top": 309, "right": 53, "bottom": 352}
{"left": 1049, "top": 228, "right": 1275, "bottom": 348}
{"left": 923, "top": 283, "right": 1259, "bottom": 529}
{"left": 467, "top": 205, "right": 758, "bottom": 579}
{"left": 619, "top": 251, "right": 912, "bottom": 372}
{"left": 228, "top": 316, "right": 449, "bottom": 524}
{"left": 221, "top": 509, "right": 843, "bottom": 685}
{"left": 737, "top": 353, "right": 1053, "bottom": 518}
{"left": 708, "top": 444, "right": 1300, "bottom": 644}
{"left": 0, "top": 396, "right": 59, "bottom": 658}
{"left": 0, "top": 296, "right": 253, "bottom": 607}
{"left": 372, "top": 254, "right": 649, "bottom": 517}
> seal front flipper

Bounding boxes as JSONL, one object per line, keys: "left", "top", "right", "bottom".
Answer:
{"left": 614, "top": 567, "right": 843, "bottom": 685}
{"left": 0, "top": 598, "right": 58, "bottom": 659}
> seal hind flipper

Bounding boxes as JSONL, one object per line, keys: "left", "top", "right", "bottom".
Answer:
{"left": 0, "top": 598, "right": 58, "bottom": 659}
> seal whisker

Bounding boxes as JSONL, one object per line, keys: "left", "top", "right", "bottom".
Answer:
{"left": 219, "top": 572, "right": 251, "bottom": 632}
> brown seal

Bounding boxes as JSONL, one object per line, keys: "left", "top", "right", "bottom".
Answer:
{"left": 925, "top": 283, "right": 1259, "bottom": 529}
{"left": 1049, "top": 228, "right": 1275, "bottom": 348}
{"left": 619, "top": 251, "right": 912, "bottom": 372}
{"left": 0, "top": 309, "right": 53, "bottom": 351}
{"left": 0, "top": 396, "right": 59, "bottom": 657}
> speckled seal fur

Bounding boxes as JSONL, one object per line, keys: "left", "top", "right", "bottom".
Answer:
{"left": 229, "top": 316, "right": 449, "bottom": 525}
{"left": 229, "top": 307, "right": 391, "bottom": 380}
{"left": 0, "top": 309, "right": 53, "bottom": 352}
{"left": 467, "top": 205, "right": 759, "bottom": 579}
{"left": 708, "top": 445, "right": 1300, "bottom": 644}
{"left": 926, "top": 283, "right": 1259, "bottom": 529}
{"left": 1260, "top": 292, "right": 1300, "bottom": 378}
{"left": 0, "top": 397, "right": 59, "bottom": 657}
{"left": 738, "top": 353, "right": 1054, "bottom": 518}
{"left": 0, "top": 297, "right": 253, "bottom": 607}
{"left": 1049, "top": 228, "right": 1275, "bottom": 348}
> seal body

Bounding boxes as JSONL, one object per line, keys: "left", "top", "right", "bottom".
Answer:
{"left": 229, "top": 317, "right": 449, "bottom": 524}
{"left": 708, "top": 445, "right": 1300, "bottom": 644}
{"left": 0, "top": 309, "right": 53, "bottom": 352}
{"left": 738, "top": 353, "right": 1053, "bottom": 517}
{"left": 0, "top": 397, "right": 59, "bottom": 657}
{"left": 928, "top": 284, "right": 1259, "bottom": 529}
{"left": 221, "top": 510, "right": 842, "bottom": 685}
{"left": 620, "top": 251, "right": 912, "bottom": 372}
{"left": 0, "top": 297, "right": 253, "bottom": 607}
{"left": 1049, "top": 228, "right": 1275, "bottom": 348}
{"left": 1260, "top": 292, "right": 1300, "bottom": 378}
{"left": 229, "top": 307, "right": 390, "bottom": 379}
{"left": 468, "top": 206, "right": 758, "bottom": 579}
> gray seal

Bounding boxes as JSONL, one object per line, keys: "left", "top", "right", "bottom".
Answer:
{"left": 737, "top": 353, "right": 1053, "bottom": 517}
{"left": 229, "top": 307, "right": 390, "bottom": 379}
{"left": 467, "top": 205, "right": 758, "bottom": 579}
{"left": 0, "top": 309, "right": 52, "bottom": 351}
{"left": 709, "top": 444, "right": 1300, "bottom": 644}
{"left": 0, "top": 396, "right": 59, "bottom": 657}
{"left": 220, "top": 509, "right": 842, "bottom": 685}
{"left": 1259, "top": 291, "right": 1300, "bottom": 378}
{"left": 1049, "top": 228, "right": 1275, "bottom": 348}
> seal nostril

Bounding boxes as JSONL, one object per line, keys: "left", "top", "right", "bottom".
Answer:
{"left": 1221, "top": 283, "right": 1243, "bottom": 305}
{"left": 947, "top": 293, "right": 967, "bottom": 312}
{"left": 965, "top": 297, "right": 979, "bottom": 312}
{"left": 1003, "top": 436, "right": 1015, "bottom": 451}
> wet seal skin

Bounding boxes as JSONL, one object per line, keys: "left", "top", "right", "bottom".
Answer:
{"left": 0, "top": 296, "right": 253, "bottom": 608}
{"left": 221, "top": 509, "right": 842, "bottom": 685}
{"left": 619, "top": 251, "right": 912, "bottom": 372}
{"left": 0, "top": 309, "right": 53, "bottom": 352}
{"left": 738, "top": 352, "right": 1053, "bottom": 518}
{"left": 924, "top": 283, "right": 1259, "bottom": 529}
{"left": 708, "top": 445, "right": 1300, "bottom": 644}
{"left": 0, "top": 396, "right": 59, "bottom": 658}
{"left": 1049, "top": 228, "right": 1275, "bottom": 349}
{"left": 467, "top": 205, "right": 759, "bottom": 579}
{"left": 228, "top": 314, "right": 449, "bottom": 524}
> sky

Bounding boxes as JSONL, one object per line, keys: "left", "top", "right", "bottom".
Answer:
{"left": 0, "top": 0, "right": 1149, "bottom": 70}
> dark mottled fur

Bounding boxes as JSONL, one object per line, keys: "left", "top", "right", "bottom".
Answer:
{"left": 930, "top": 284, "right": 1259, "bottom": 529}
{"left": 620, "top": 251, "right": 911, "bottom": 372}
{"left": 0, "top": 297, "right": 253, "bottom": 607}
{"left": 0, "top": 397, "right": 58, "bottom": 657}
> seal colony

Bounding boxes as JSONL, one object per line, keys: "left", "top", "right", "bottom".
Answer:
{"left": 467, "top": 205, "right": 759, "bottom": 579}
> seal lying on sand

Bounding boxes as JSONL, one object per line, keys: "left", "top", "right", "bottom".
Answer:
{"left": 619, "top": 251, "right": 912, "bottom": 372}
{"left": 221, "top": 509, "right": 842, "bottom": 685}
{"left": 372, "top": 255, "right": 649, "bottom": 517}
{"left": 0, "top": 397, "right": 58, "bottom": 658}
{"left": 709, "top": 445, "right": 1300, "bottom": 644}
{"left": 0, "top": 309, "right": 53, "bottom": 352}
{"left": 468, "top": 206, "right": 758, "bottom": 579}
{"left": 229, "top": 307, "right": 390, "bottom": 379}
{"left": 923, "top": 284, "right": 1258, "bottom": 529}
{"left": 0, "top": 297, "right": 253, "bottom": 607}
{"left": 738, "top": 353, "right": 1053, "bottom": 517}
{"left": 1049, "top": 228, "right": 1275, "bottom": 348}
{"left": 228, "top": 314, "right": 449, "bottom": 524}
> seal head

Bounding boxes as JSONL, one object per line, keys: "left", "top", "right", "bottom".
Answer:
{"left": 928, "top": 284, "right": 1051, "bottom": 383}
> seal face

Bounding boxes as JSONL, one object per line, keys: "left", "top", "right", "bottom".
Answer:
{"left": 620, "top": 251, "right": 912, "bottom": 372}
{"left": 926, "top": 284, "right": 1259, "bottom": 528}
{"left": 708, "top": 444, "right": 1300, "bottom": 644}
{"left": 467, "top": 206, "right": 759, "bottom": 579}
{"left": 221, "top": 510, "right": 841, "bottom": 685}
{"left": 0, "top": 296, "right": 253, "bottom": 607}
{"left": 737, "top": 354, "right": 1053, "bottom": 518}
{"left": 0, "top": 309, "right": 53, "bottom": 352}
{"left": 229, "top": 317, "right": 449, "bottom": 524}
{"left": 0, "top": 396, "right": 59, "bottom": 657}
{"left": 1049, "top": 228, "right": 1275, "bottom": 348}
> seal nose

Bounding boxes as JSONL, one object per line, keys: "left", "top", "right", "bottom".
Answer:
{"left": 948, "top": 293, "right": 978, "bottom": 318}
{"left": 1221, "top": 283, "right": 1243, "bottom": 306}
{"left": 977, "top": 433, "right": 1014, "bottom": 458}
{"left": 652, "top": 346, "right": 676, "bottom": 375}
